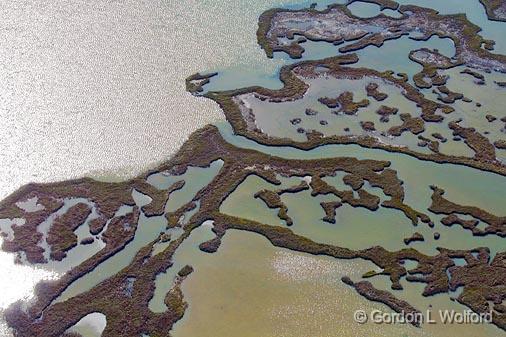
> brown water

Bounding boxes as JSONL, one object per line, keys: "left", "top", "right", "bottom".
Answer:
{"left": 173, "top": 229, "right": 501, "bottom": 337}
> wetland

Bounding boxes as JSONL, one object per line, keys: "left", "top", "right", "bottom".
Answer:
{"left": 0, "top": 0, "right": 505, "bottom": 336}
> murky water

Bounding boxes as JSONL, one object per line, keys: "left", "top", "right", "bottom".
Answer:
{"left": 65, "top": 312, "right": 107, "bottom": 337}
{"left": 237, "top": 76, "right": 424, "bottom": 143}
{"left": 220, "top": 175, "right": 289, "bottom": 227}
{"left": 172, "top": 229, "right": 500, "bottom": 337}
{"left": 172, "top": 229, "right": 414, "bottom": 337}
{"left": 55, "top": 163, "right": 222, "bottom": 304}
{"left": 218, "top": 136, "right": 504, "bottom": 256}
{"left": 1, "top": 0, "right": 502, "bottom": 201}
{"left": 149, "top": 221, "right": 215, "bottom": 313}
{"left": 1, "top": 0, "right": 505, "bottom": 336}
{"left": 0, "top": 0, "right": 318, "bottom": 201}
{"left": 217, "top": 121, "right": 505, "bottom": 255}
{"left": 421, "top": 66, "right": 506, "bottom": 161}
{"left": 204, "top": 24, "right": 456, "bottom": 92}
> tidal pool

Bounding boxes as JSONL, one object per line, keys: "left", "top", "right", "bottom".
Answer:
{"left": 1, "top": 0, "right": 505, "bottom": 335}
{"left": 237, "top": 75, "right": 424, "bottom": 143}
{"left": 217, "top": 121, "right": 505, "bottom": 257}
{"left": 55, "top": 162, "right": 223, "bottom": 303}
{"left": 65, "top": 312, "right": 107, "bottom": 337}
{"left": 347, "top": 2, "right": 402, "bottom": 18}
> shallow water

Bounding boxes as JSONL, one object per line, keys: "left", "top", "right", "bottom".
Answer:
{"left": 220, "top": 175, "right": 290, "bottom": 227}
{"left": 163, "top": 160, "right": 224, "bottom": 213}
{"left": 219, "top": 120, "right": 505, "bottom": 206}
{"left": 218, "top": 144, "right": 504, "bottom": 257}
{"left": 395, "top": 0, "right": 506, "bottom": 55}
{"left": 65, "top": 312, "right": 107, "bottom": 337}
{"left": 368, "top": 273, "right": 504, "bottom": 336}
{"left": 149, "top": 221, "right": 215, "bottom": 313}
{"left": 204, "top": 25, "right": 456, "bottom": 92}
{"left": 35, "top": 198, "right": 100, "bottom": 266}
{"left": 172, "top": 229, "right": 417, "bottom": 337}
{"left": 238, "top": 62, "right": 505, "bottom": 159}
{"left": 1, "top": 0, "right": 502, "bottom": 202}
{"left": 0, "top": 238, "right": 60, "bottom": 336}
{"left": 55, "top": 163, "right": 222, "bottom": 303}
{"left": 222, "top": 178, "right": 418, "bottom": 252}
{"left": 238, "top": 75, "right": 423, "bottom": 143}
{"left": 200, "top": 0, "right": 506, "bottom": 104}
{"left": 55, "top": 211, "right": 166, "bottom": 304}
{"left": 1, "top": 0, "right": 331, "bottom": 201}
{"left": 347, "top": 1, "right": 403, "bottom": 18}
{"left": 216, "top": 121, "right": 505, "bottom": 257}
{"left": 1, "top": 0, "right": 505, "bottom": 336}
{"left": 421, "top": 66, "right": 506, "bottom": 158}
{"left": 172, "top": 229, "right": 500, "bottom": 337}
{"left": 353, "top": 35, "right": 455, "bottom": 81}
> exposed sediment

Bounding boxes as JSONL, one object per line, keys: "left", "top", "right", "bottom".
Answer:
{"left": 198, "top": 54, "right": 506, "bottom": 176}
{"left": 409, "top": 48, "right": 459, "bottom": 89}
{"left": 258, "top": 3, "right": 506, "bottom": 72}
{"left": 479, "top": 0, "right": 506, "bottom": 22}
{"left": 2, "top": 2, "right": 506, "bottom": 335}
{"left": 1, "top": 125, "right": 505, "bottom": 334}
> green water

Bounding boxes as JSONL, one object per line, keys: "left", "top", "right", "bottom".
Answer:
{"left": 395, "top": 0, "right": 506, "bottom": 55}
{"left": 216, "top": 121, "right": 505, "bottom": 256}
{"left": 238, "top": 76, "right": 426, "bottom": 146}
{"left": 55, "top": 212, "right": 167, "bottom": 303}
{"left": 220, "top": 175, "right": 290, "bottom": 227}
{"left": 202, "top": 0, "right": 506, "bottom": 96}
{"left": 67, "top": 1, "right": 506, "bottom": 335}
{"left": 2, "top": 0, "right": 505, "bottom": 336}
{"left": 55, "top": 163, "right": 223, "bottom": 303}
{"left": 149, "top": 221, "right": 215, "bottom": 313}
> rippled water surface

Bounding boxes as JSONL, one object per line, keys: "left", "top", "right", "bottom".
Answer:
{"left": 0, "top": 0, "right": 505, "bottom": 336}
{"left": 0, "top": 1, "right": 298, "bottom": 334}
{"left": 0, "top": 0, "right": 318, "bottom": 200}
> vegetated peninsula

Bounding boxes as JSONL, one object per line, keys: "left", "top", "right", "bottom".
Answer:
{"left": 1, "top": 1, "right": 506, "bottom": 336}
